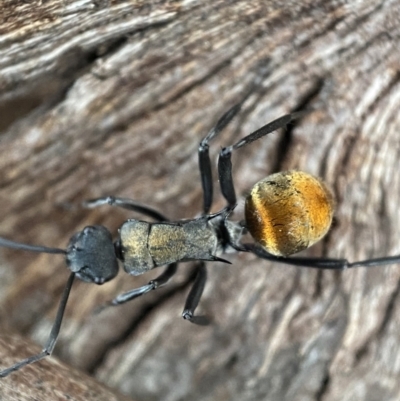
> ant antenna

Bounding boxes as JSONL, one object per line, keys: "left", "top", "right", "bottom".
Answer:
{"left": 0, "top": 272, "right": 75, "bottom": 377}
{"left": 0, "top": 237, "right": 66, "bottom": 254}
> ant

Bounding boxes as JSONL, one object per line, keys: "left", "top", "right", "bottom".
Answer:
{"left": 1, "top": 103, "right": 399, "bottom": 378}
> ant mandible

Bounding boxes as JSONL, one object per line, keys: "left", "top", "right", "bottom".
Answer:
{"left": 1, "top": 103, "right": 399, "bottom": 378}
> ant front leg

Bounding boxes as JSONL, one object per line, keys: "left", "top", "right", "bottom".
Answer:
{"left": 83, "top": 196, "right": 168, "bottom": 222}
{"left": 98, "top": 263, "right": 209, "bottom": 326}
{"left": 98, "top": 263, "right": 178, "bottom": 311}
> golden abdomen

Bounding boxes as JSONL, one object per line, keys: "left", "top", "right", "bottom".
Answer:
{"left": 245, "top": 171, "right": 334, "bottom": 257}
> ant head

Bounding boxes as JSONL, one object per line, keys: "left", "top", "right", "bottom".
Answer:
{"left": 66, "top": 225, "right": 119, "bottom": 284}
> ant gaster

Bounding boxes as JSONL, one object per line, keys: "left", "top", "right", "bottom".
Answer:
{"left": 1, "top": 104, "right": 400, "bottom": 377}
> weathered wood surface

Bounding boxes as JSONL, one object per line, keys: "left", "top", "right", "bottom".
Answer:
{"left": 0, "top": 331, "right": 134, "bottom": 401}
{"left": 1, "top": 1, "right": 400, "bottom": 400}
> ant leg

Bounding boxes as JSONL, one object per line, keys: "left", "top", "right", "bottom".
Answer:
{"left": 98, "top": 263, "right": 178, "bottom": 310}
{"left": 182, "top": 262, "right": 210, "bottom": 325}
{"left": 83, "top": 196, "right": 168, "bottom": 221}
{"left": 246, "top": 244, "right": 400, "bottom": 270}
{"left": 218, "top": 112, "right": 305, "bottom": 209}
{"left": 0, "top": 273, "right": 75, "bottom": 378}
{"left": 198, "top": 104, "right": 242, "bottom": 214}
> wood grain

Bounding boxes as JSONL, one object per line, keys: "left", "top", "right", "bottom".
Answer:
{"left": 1, "top": 1, "right": 400, "bottom": 400}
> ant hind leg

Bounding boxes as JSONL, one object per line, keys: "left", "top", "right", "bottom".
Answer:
{"left": 246, "top": 243, "right": 400, "bottom": 270}
{"left": 217, "top": 112, "right": 305, "bottom": 210}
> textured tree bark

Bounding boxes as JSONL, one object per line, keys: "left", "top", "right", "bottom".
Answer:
{"left": 0, "top": 1, "right": 400, "bottom": 400}
{"left": 0, "top": 331, "right": 134, "bottom": 401}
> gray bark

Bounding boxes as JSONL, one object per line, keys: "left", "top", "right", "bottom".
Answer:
{"left": 0, "top": 0, "right": 400, "bottom": 400}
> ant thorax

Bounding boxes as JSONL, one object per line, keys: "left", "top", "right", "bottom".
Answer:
{"left": 209, "top": 215, "right": 246, "bottom": 256}
{"left": 119, "top": 216, "right": 224, "bottom": 276}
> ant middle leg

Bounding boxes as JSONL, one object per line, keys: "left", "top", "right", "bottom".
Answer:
{"left": 98, "top": 262, "right": 210, "bottom": 326}
{"left": 182, "top": 262, "right": 210, "bottom": 326}
{"left": 198, "top": 103, "right": 242, "bottom": 215}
